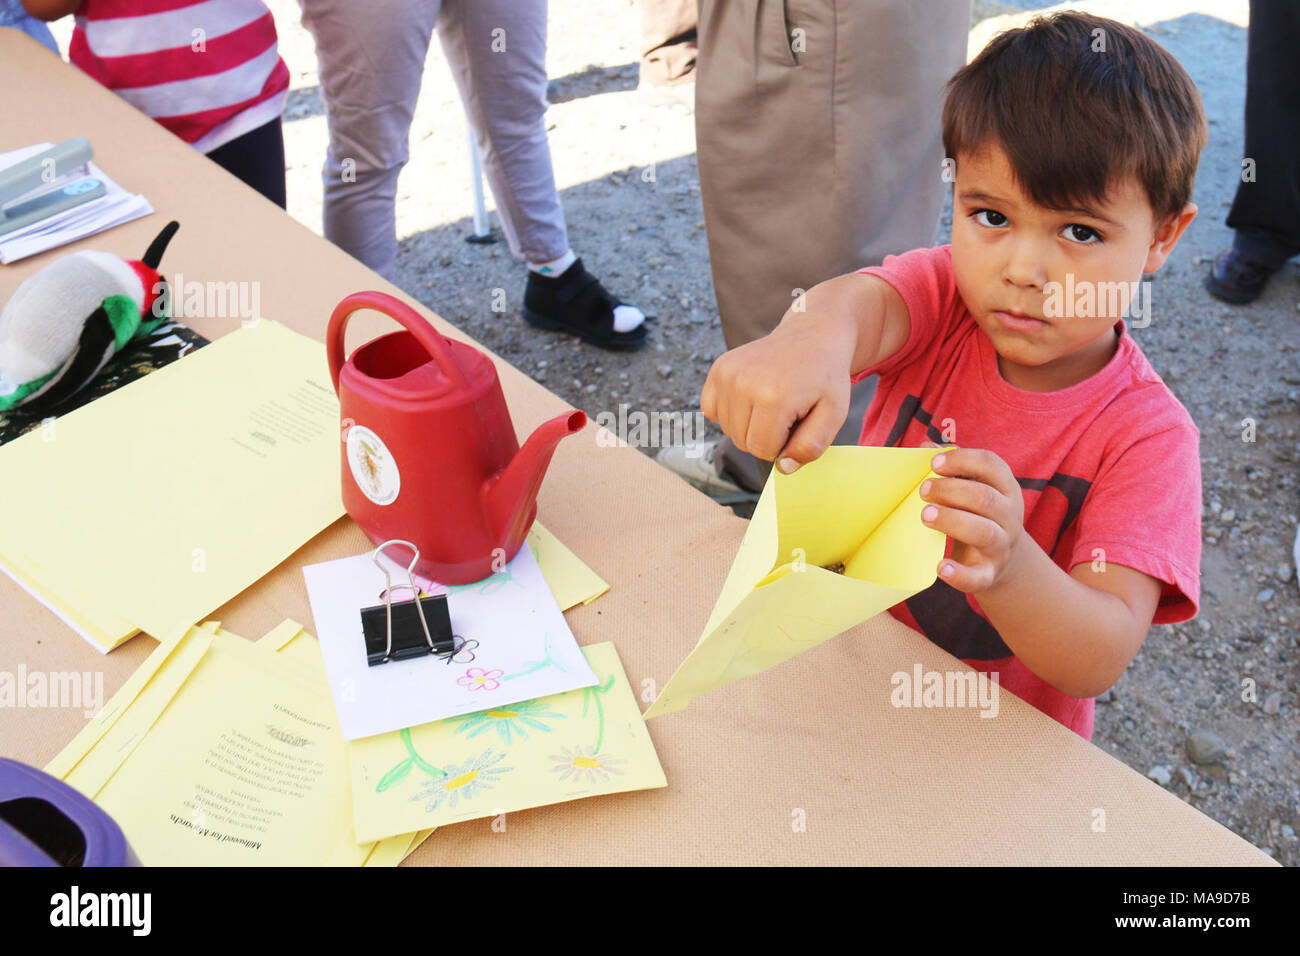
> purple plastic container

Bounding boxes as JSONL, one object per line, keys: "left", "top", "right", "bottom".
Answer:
{"left": 0, "top": 758, "right": 139, "bottom": 867}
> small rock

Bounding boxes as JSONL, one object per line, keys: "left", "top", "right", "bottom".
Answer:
{"left": 657, "top": 365, "right": 674, "bottom": 379}
{"left": 1178, "top": 766, "right": 1197, "bottom": 788}
{"left": 1197, "top": 618, "right": 1211, "bottom": 633}
{"left": 1221, "top": 509, "right": 1236, "bottom": 523}
{"left": 1278, "top": 565, "right": 1292, "bottom": 582}
{"left": 1256, "top": 588, "right": 1275, "bottom": 603}
{"left": 1147, "top": 765, "right": 1172, "bottom": 786}
{"left": 1262, "top": 692, "right": 1282, "bottom": 716}
{"left": 1283, "top": 824, "right": 1296, "bottom": 840}
{"left": 1186, "top": 729, "right": 1227, "bottom": 765}
{"left": 1124, "top": 717, "right": 1136, "bottom": 731}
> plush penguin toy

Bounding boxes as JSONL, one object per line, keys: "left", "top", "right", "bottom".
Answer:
{"left": 0, "top": 220, "right": 180, "bottom": 412}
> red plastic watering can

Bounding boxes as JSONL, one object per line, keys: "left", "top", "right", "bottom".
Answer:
{"left": 327, "top": 291, "right": 585, "bottom": 584}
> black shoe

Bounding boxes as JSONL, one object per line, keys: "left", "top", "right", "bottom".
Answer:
{"left": 1205, "top": 248, "right": 1280, "bottom": 305}
{"left": 523, "top": 258, "right": 648, "bottom": 350}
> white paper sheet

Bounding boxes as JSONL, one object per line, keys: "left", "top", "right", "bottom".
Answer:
{"left": 0, "top": 143, "right": 153, "bottom": 263}
{"left": 303, "top": 544, "right": 598, "bottom": 740}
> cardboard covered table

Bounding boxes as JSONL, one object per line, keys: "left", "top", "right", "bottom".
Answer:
{"left": 0, "top": 29, "right": 1272, "bottom": 866}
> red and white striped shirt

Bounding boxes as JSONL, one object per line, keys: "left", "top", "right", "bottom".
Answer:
{"left": 70, "top": 0, "right": 289, "bottom": 154}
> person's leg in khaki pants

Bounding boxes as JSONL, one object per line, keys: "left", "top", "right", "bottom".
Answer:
{"left": 683, "top": 0, "right": 971, "bottom": 493}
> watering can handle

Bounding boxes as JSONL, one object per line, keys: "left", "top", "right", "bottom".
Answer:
{"left": 327, "top": 290, "right": 469, "bottom": 393}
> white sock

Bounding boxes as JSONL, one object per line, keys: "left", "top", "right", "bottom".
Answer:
{"left": 612, "top": 304, "right": 645, "bottom": 333}
{"left": 528, "top": 249, "right": 577, "bottom": 276}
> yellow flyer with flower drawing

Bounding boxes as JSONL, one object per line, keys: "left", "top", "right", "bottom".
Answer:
{"left": 347, "top": 642, "right": 666, "bottom": 843}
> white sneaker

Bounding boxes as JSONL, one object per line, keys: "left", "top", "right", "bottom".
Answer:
{"left": 656, "top": 441, "right": 760, "bottom": 503}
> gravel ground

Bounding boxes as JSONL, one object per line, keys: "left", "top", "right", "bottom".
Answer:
{"left": 251, "top": 0, "right": 1296, "bottom": 862}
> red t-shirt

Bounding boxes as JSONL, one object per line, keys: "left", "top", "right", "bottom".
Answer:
{"left": 854, "top": 245, "right": 1201, "bottom": 740}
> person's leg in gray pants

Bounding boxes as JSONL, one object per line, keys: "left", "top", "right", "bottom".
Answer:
{"left": 298, "top": 0, "right": 568, "bottom": 279}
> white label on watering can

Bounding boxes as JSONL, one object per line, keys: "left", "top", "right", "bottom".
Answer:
{"left": 346, "top": 425, "right": 400, "bottom": 506}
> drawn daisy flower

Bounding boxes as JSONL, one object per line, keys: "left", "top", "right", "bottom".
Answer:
{"left": 410, "top": 749, "right": 511, "bottom": 812}
{"left": 458, "top": 667, "right": 505, "bottom": 691}
{"left": 451, "top": 699, "right": 566, "bottom": 745}
{"left": 549, "top": 745, "right": 627, "bottom": 786}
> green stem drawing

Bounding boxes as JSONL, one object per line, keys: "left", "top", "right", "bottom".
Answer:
{"left": 376, "top": 728, "right": 446, "bottom": 793}
{"left": 502, "top": 657, "right": 550, "bottom": 681}
{"left": 502, "top": 632, "right": 565, "bottom": 682}
{"left": 581, "top": 674, "right": 616, "bottom": 754}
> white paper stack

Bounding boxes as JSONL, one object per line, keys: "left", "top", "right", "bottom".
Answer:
{"left": 0, "top": 143, "right": 153, "bottom": 263}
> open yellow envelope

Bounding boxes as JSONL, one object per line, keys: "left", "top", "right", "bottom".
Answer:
{"left": 643, "top": 446, "right": 946, "bottom": 718}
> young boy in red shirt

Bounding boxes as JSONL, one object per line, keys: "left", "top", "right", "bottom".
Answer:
{"left": 700, "top": 12, "right": 1206, "bottom": 739}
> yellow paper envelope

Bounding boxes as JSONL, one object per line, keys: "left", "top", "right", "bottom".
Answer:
{"left": 45, "top": 627, "right": 196, "bottom": 780}
{"left": 528, "top": 523, "right": 610, "bottom": 609}
{"left": 0, "top": 550, "right": 137, "bottom": 651}
{"left": 255, "top": 619, "right": 437, "bottom": 865}
{"left": 348, "top": 642, "right": 666, "bottom": 844}
{"left": 362, "top": 832, "right": 417, "bottom": 867}
{"left": 402, "top": 828, "right": 436, "bottom": 862}
{"left": 0, "top": 320, "right": 344, "bottom": 646}
{"left": 257, "top": 623, "right": 434, "bottom": 864}
{"left": 643, "top": 446, "right": 946, "bottom": 718}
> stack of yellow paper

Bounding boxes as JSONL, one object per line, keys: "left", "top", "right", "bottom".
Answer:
{"left": 644, "top": 446, "right": 947, "bottom": 718}
{"left": 0, "top": 321, "right": 346, "bottom": 651}
{"left": 47, "top": 620, "right": 374, "bottom": 865}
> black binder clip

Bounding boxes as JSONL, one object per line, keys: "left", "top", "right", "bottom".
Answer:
{"left": 361, "top": 539, "right": 456, "bottom": 667}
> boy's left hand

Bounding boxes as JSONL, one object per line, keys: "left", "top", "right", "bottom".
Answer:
{"left": 918, "top": 447, "right": 1029, "bottom": 594}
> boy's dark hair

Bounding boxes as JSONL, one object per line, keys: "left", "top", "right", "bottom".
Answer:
{"left": 943, "top": 12, "right": 1207, "bottom": 224}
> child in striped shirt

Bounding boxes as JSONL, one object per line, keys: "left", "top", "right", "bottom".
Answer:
{"left": 22, "top": 0, "right": 290, "bottom": 207}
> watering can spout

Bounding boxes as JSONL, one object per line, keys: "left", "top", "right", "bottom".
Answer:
{"left": 485, "top": 409, "right": 587, "bottom": 547}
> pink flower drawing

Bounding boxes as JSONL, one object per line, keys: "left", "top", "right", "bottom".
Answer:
{"left": 458, "top": 667, "right": 504, "bottom": 692}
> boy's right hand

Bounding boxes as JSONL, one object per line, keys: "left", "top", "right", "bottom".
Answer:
{"left": 700, "top": 310, "right": 855, "bottom": 474}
